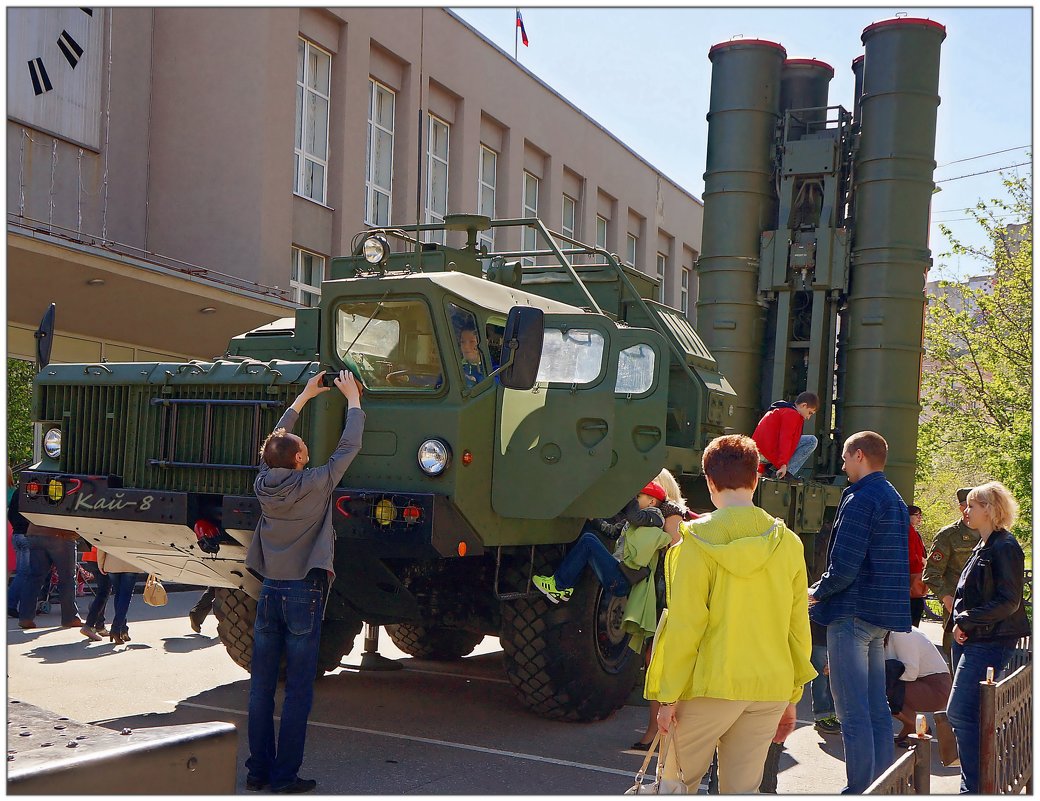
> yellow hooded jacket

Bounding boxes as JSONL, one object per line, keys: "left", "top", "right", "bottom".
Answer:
{"left": 644, "top": 506, "right": 816, "bottom": 705}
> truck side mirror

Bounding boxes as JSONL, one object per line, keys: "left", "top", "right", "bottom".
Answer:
{"left": 35, "top": 303, "right": 55, "bottom": 371}
{"left": 499, "top": 306, "right": 544, "bottom": 391}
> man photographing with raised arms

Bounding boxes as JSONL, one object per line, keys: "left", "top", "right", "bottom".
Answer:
{"left": 244, "top": 369, "right": 364, "bottom": 794}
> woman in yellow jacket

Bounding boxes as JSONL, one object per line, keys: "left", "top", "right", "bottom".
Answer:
{"left": 645, "top": 434, "right": 816, "bottom": 793}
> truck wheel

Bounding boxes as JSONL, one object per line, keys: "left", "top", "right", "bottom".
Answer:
{"left": 499, "top": 555, "right": 642, "bottom": 721}
{"left": 384, "top": 623, "right": 483, "bottom": 660}
{"left": 213, "top": 588, "right": 363, "bottom": 676}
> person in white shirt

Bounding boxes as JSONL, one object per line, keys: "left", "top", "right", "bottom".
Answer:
{"left": 885, "top": 629, "right": 953, "bottom": 745}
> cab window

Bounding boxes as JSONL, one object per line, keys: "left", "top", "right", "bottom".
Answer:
{"left": 336, "top": 300, "right": 443, "bottom": 390}
{"left": 615, "top": 343, "right": 656, "bottom": 395}
{"left": 447, "top": 303, "right": 486, "bottom": 389}
{"left": 485, "top": 320, "right": 505, "bottom": 371}
{"left": 535, "top": 328, "right": 605, "bottom": 385}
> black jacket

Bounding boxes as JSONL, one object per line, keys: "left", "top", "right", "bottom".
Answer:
{"left": 949, "top": 530, "right": 1030, "bottom": 646}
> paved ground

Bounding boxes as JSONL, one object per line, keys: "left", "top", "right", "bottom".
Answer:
{"left": 7, "top": 590, "right": 963, "bottom": 794}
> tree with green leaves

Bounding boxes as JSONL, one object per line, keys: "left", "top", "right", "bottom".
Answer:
{"left": 7, "top": 358, "right": 36, "bottom": 469}
{"left": 916, "top": 174, "right": 1032, "bottom": 546}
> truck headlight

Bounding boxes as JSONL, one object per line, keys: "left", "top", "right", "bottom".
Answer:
{"left": 43, "top": 428, "right": 62, "bottom": 458}
{"left": 362, "top": 235, "right": 390, "bottom": 265}
{"left": 417, "top": 439, "right": 451, "bottom": 476}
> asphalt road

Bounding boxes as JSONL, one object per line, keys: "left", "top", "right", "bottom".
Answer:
{"left": 7, "top": 590, "right": 963, "bottom": 794}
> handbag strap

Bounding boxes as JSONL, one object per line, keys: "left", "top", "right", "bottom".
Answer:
{"left": 633, "top": 732, "right": 661, "bottom": 782}
{"left": 656, "top": 728, "right": 687, "bottom": 784}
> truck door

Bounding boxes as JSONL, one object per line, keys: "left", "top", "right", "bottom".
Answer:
{"left": 492, "top": 314, "right": 616, "bottom": 520}
{"left": 560, "top": 327, "right": 670, "bottom": 519}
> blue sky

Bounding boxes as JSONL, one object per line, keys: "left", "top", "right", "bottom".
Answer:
{"left": 451, "top": 7, "right": 1032, "bottom": 281}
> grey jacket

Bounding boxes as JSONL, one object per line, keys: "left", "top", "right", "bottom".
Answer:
{"left": 245, "top": 406, "right": 365, "bottom": 581}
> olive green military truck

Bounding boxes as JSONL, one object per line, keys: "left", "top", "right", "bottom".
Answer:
{"left": 18, "top": 16, "right": 944, "bottom": 722}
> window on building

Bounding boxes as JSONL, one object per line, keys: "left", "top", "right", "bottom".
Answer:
{"left": 521, "top": 171, "right": 540, "bottom": 266}
{"left": 425, "top": 114, "right": 449, "bottom": 244}
{"left": 657, "top": 252, "right": 667, "bottom": 302}
{"left": 596, "top": 215, "right": 608, "bottom": 250}
{"left": 477, "top": 145, "right": 497, "bottom": 254}
{"left": 681, "top": 267, "right": 690, "bottom": 315}
{"left": 626, "top": 233, "right": 638, "bottom": 267}
{"left": 295, "top": 39, "right": 331, "bottom": 204}
{"left": 291, "top": 246, "right": 325, "bottom": 307}
{"left": 561, "top": 194, "right": 576, "bottom": 242}
{"left": 366, "top": 79, "right": 395, "bottom": 226}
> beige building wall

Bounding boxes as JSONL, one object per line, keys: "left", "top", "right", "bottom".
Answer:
{"left": 7, "top": 7, "right": 703, "bottom": 362}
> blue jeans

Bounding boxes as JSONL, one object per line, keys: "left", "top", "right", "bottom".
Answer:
{"left": 787, "top": 435, "right": 819, "bottom": 475}
{"left": 810, "top": 643, "right": 835, "bottom": 719}
{"left": 7, "top": 532, "right": 31, "bottom": 613}
{"left": 85, "top": 570, "right": 112, "bottom": 629}
{"left": 109, "top": 573, "right": 137, "bottom": 637}
{"left": 246, "top": 570, "right": 328, "bottom": 790}
{"left": 946, "top": 641, "right": 1012, "bottom": 794}
{"left": 19, "top": 533, "right": 80, "bottom": 624}
{"left": 828, "top": 616, "right": 893, "bottom": 793}
{"left": 554, "top": 531, "right": 630, "bottom": 596}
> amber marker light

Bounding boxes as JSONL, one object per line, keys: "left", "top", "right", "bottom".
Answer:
{"left": 457, "top": 541, "right": 468, "bottom": 557}
{"left": 462, "top": 450, "right": 473, "bottom": 466}
{"left": 47, "top": 479, "right": 65, "bottom": 502}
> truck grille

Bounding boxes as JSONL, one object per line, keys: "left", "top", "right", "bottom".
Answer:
{"left": 40, "top": 383, "right": 309, "bottom": 496}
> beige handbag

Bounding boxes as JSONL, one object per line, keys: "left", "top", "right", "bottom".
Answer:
{"left": 143, "top": 573, "right": 168, "bottom": 607}
{"left": 625, "top": 730, "right": 688, "bottom": 795}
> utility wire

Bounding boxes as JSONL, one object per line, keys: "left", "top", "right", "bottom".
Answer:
{"left": 936, "top": 145, "right": 1030, "bottom": 169}
{"left": 935, "top": 161, "right": 1032, "bottom": 184}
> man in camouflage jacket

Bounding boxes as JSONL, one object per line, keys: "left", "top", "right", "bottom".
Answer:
{"left": 922, "top": 487, "right": 980, "bottom": 663}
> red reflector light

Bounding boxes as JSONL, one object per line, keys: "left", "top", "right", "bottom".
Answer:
{"left": 462, "top": 450, "right": 473, "bottom": 466}
{"left": 402, "top": 505, "right": 421, "bottom": 524}
{"left": 457, "top": 541, "right": 468, "bottom": 557}
{"left": 25, "top": 481, "right": 41, "bottom": 498}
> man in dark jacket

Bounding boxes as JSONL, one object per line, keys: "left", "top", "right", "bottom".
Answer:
{"left": 809, "top": 431, "right": 910, "bottom": 794}
{"left": 751, "top": 391, "right": 819, "bottom": 479}
{"left": 244, "top": 369, "right": 364, "bottom": 794}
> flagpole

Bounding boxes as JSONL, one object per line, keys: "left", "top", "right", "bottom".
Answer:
{"left": 514, "top": 8, "right": 518, "bottom": 60}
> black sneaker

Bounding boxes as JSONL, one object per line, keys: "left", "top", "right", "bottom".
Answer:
{"left": 814, "top": 716, "right": 841, "bottom": 735}
{"left": 245, "top": 777, "right": 269, "bottom": 792}
{"left": 272, "top": 778, "right": 317, "bottom": 794}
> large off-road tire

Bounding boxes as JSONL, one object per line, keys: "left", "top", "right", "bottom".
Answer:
{"left": 499, "top": 549, "right": 642, "bottom": 721}
{"left": 212, "top": 587, "right": 363, "bottom": 677}
{"left": 384, "top": 623, "right": 483, "bottom": 660}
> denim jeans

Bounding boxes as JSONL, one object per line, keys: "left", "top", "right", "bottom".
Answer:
{"left": 946, "top": 641, "right": 1012, "bottom": 794}
{"left": 7, "top": 532, "right": 31, "bottom": 613}
{"left": 810, "top": 643, "right": 835, "bottom": 720}
{"left": 554, "top": 531, "right": 630, "bottom": 596}
{"left": 85, "top": 570, "right": 112, "bottom": 629}
{"left": 19, "top": 534, "right": 80, "bottom": 624}
{"left": 246, "top": 569, "right": 328, "bottom": 790}
{"left": 787, "top": 435, "right": 819, "bottom": 475}
{"left": 109, "top": 573, "right": 137, "bottom": 637}
{"left": 827, "top": 616, "right": 893, "bottom": 793}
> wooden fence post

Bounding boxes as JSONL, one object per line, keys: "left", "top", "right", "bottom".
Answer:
{"left": 979, "top": 669, "right": 998, "bottom": 794}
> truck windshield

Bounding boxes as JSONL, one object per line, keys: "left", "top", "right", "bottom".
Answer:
{"left": 336, "top": 300, "right": 444, "bottom": 390}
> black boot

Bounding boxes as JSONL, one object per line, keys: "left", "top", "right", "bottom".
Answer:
{"left": 759, "top": 741, "right": 784, "bottom": 794}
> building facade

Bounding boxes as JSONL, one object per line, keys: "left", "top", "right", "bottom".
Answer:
{"left": 7, "top": 7, "right": 703, "bottom": 364}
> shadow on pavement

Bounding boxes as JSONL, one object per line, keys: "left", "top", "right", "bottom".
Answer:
{"left": 24, "top": 641, "right": 151, "bottom": 664}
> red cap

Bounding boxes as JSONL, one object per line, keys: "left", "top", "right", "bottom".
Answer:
{"left": 640, "top": 481, "right": 667, "bottom": 503}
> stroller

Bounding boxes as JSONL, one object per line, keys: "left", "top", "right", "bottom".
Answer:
{"left": 35, "top": 562, "right": 94, "bottom": 615}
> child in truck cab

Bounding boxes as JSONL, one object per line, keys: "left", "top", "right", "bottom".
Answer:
{"left": 751, "top": 391, "right": 819, "bottom": 480}
{"left": 532, "top": 481, "right": 683, "bottom": 604}
{"left": 458, "top": 327, "right": 485, "bottom": 388}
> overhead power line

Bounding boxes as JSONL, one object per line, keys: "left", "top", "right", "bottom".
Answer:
{"left": 935, "top": 161, "right": 1032, "bottom": 184}
{"left": 936, "top": 145, "right": 1030, "bottom": 169}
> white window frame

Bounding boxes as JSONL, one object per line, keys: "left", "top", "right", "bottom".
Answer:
{"left": 657, "top": 252, "right": 667, "bottom": 301}
{"left": 477, "top": 145, "right": 497, "bottom": 253}
{"left": 295, "top": 38, "right": 331, "bottom": 205}
{"left": 291, "top": 246, "right": 325, "bottom": 307}
{"left": 425, "top": 114, "right": 450, "bottom": 244}
{"left": 626, "top": 233, "right": 638, "bottom": 267}
{"left": 521, "top": 171, "right": 540, "bottom": 266}
{"left": 681, "top": 267, "right": 690, "bottom": 315}
{"left": 596, "top": 215, "right": 608, "bottom": 250}
{"left": 561, "top": 195, "right": 576, "bottom": 242}
{"left": 366, "top": 79, "right": 395, "bottom": 226}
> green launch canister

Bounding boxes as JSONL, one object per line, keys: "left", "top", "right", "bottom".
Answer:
{"left": 844, "top": 17, "right": 946, "bottom": 500}
{"left": 696, "top": 38, "right": 786, "bottom": 436}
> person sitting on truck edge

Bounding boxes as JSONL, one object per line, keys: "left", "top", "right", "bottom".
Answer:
{"left": 458, "top": 326, "right": 485, "bottom": 388}
{"left": 532, "top": 481, "right": 678, "bottom": 604}
{"left": 244, "top": 369, "right": 364, "bottom": 795}
{"left": 751, "top": 391, "right": 819, "bottom": 480}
